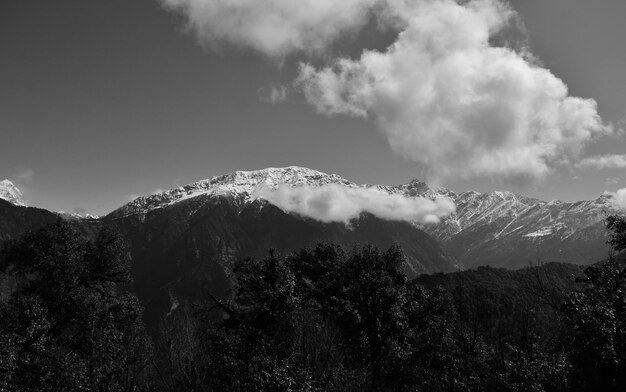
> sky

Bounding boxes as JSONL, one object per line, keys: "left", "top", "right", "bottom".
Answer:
{"left": 1, "top": 0, "right": 625, "bottom": 215}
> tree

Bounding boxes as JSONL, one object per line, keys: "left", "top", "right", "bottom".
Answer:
{"left": 561, "top": 214, "right": 626, "bottom": 391}
{"left": 0, "top": 221, "right": 152, "bottom": 391}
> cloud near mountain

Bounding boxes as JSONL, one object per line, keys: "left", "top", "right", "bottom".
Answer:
{"left": 253, "top": 183, "right": 455, "bottom": 224}
{"left": 161, "top": 0, "right": 613, "bottom": 183}
{"left": 297, "top": 0, "right": 612, "bottom": 182}
{"left": 605, "top": 188, "right": 626, "bottom": 211}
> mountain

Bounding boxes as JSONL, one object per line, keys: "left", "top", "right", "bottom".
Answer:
{"left": 0, "top": 180, "right": 26, "bottom": 207}
{"left": 1, "top": 168, "right": 619, "bottom": 274}
{"left": 101, "top": 167, "right": 457, "bottom": 327}
{"left": 0, "top": 167, "right": 621, "bottom": 326}
{"left": 0, "top": 181, "right": 58, "bottom": 243}
{"left": 107, "top": 167, "right": 354, "bottom": 219}
{"left": 390, "top": 181, "right": 617, "bottom": 269}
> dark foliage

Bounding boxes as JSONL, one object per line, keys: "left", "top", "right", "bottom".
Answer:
{"left": 184, "top": 246, "right": 568, "bottom": 392}
{"left": 3, "top": 215, "right": 626, "bottom": 391}
{"left": 0, "top": 221, "right": 152, "bottom": 392}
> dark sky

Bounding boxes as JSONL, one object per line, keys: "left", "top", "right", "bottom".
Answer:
{"left": 1, "top": 0, "right": 625, "bottom": 215}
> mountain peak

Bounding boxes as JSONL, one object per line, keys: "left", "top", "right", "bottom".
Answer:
{"left": 108, "top": 166, "right": 354, "bottom": 218}
{"left": 0, "top": 179, "right": 26, "bottom": 207}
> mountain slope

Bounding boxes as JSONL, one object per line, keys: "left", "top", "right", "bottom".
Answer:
{"left": 103, "top": 190, "right": 456, "bottom": 328}
{"left": 0, "top": 199, "right": 58, "bottom": 243}
{"left": 392, "top": 181, "right": 616, "bottom": 268}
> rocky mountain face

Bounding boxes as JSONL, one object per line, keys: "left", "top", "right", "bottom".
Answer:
{"left": 392, "top": 181, "right": 616, "bottom": 269}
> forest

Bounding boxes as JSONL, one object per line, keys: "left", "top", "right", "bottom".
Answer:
{"left": 1, "top": 216, "right": 626, "bottom": 392}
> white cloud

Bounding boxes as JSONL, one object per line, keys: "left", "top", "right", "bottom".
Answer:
{"left": 577, "top": 154, "right": 626, "bottom": 170}
{"left": 159, "top": 0, "right": 379, "bottom": 58}
{"left": 253, "top": 183, "right": 455, "bottom": 224}
{"left": 606, "top": 177, "right": 620, "bottom": 186}
{"left": 605, "top": 188, "right": 626, "bottom": 210}
{"left": 297, "top": 0, "right": 612, "bottom": 182}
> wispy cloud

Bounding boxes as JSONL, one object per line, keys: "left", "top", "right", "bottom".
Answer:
{"left": 576, "top": 154, "right": 626, "bottom": 170}
{"left": 253, "top": 183, "right": 455, "bottom": 224}
{"left": 606, "top": 177, "right": 620, "bottom": 186}
{"left": 259, "top": 84, "right": 288, "bottom": 104}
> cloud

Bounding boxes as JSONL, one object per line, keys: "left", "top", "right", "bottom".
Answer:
{"left": 605, "top": 188, "right": 626, "bottom": 211}
{"left": 253, "top": 183, "right": 455, "bottom": 224}
{"left": 259, "top": 84, "right": 288, "bottom": 104}
{"left": 606, "top": 177, "right": 620, "bottom": 186}
{"left": 296, "top": 0, "right": 612, "bottom": 182}
{"left": 577, "top": 154, "right": 626, "bottom": 170}
{"left": 159, "top": 0, "right": 379, "bottom": 58}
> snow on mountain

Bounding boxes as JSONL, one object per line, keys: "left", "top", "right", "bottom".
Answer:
{"left": 109, "top": 167, "right": 355, "bottom": 218}
{"left": 0, "top": 180, "right": 26, "bottom": 207}
{"left": 110, "top": 167, "right": 617, "bottom": 238}
{"left": 107, "top": 166, "right": 619, "bottom": 268}
{"left": 392, "top": 180, "right": 618, "bottom": 267}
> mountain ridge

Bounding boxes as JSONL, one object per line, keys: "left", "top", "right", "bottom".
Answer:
{"left": 108, "top": 166, "right": 617, "bottom": 219}
{"left": 2, "top": 167, "right": 621, "bottom": 270}
{"left": 105, "top": 166, "right": 620, "bottom": 269}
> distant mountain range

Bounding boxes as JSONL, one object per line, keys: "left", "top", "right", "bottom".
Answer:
{"left": 0, "top": 167, "right": 620, "bottom": 325}
{"left": 1, "top": 167, "right": 620, "bottom": 269}
{"left": 392, "top": 180, "right": 617, "bottom": 268}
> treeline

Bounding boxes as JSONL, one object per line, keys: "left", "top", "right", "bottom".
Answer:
{"left": 1, "top": 219, "right": 626, "bottom": 391}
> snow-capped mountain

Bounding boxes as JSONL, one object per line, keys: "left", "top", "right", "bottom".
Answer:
{"left": 391, "top": 180, "right": 618, "bottom": 268}
{"left": 0, "top": 180, "right": 26, "bottom": 207}
{"left": 100, "top": 167, "right": 457, "bottom": 326}
{"left": 1, "top": 166, "right": 619, "bottom": 327}
{"left": 109, "top": 166, "right": 354, "bottom": 218}
{"left": 109, "top": 166, "right": 620, "bottom": 269}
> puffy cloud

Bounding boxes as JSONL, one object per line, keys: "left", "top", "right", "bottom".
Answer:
{"left": 577, "top": 154, "right": 626, "bottom": 170}
{"left": 253, "top": 183, "right": 455, "bottom": 224}
{"left": 159, "top": 0, "right": 379, "bottom": 58}
{"left": 297, "top": 0, "right": 612, "bottom": 182}
{"left": 605, "top": 188, "right": 626, "bottom": 211}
